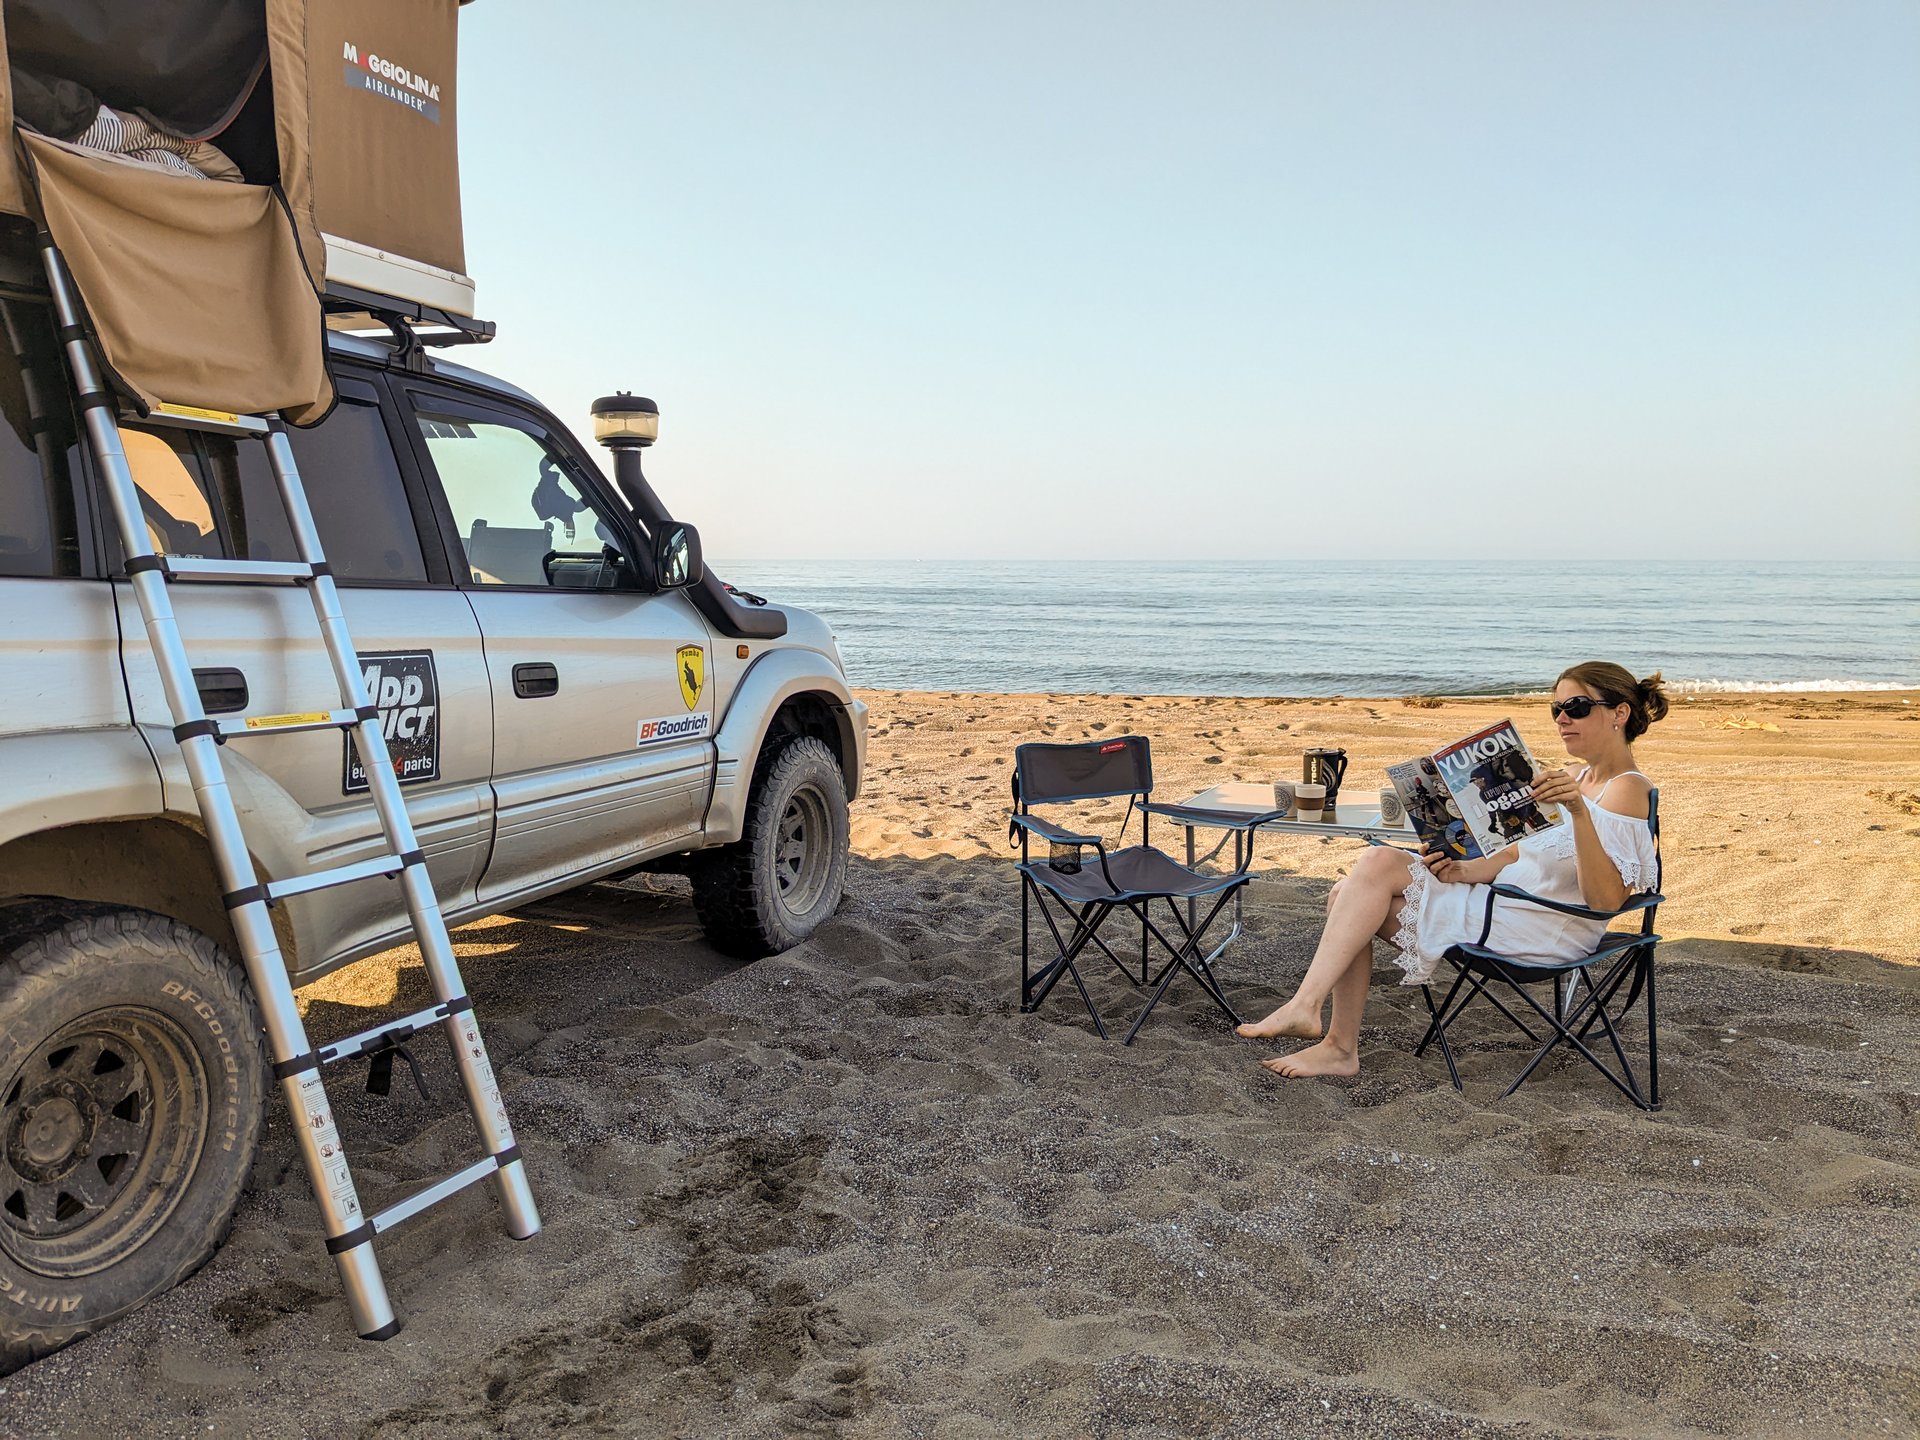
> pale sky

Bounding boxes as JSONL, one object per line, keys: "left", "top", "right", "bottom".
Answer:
{"left": 457, "top": 2, "right": 1920, "bottom": 561}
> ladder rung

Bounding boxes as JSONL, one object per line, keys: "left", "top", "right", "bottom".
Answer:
{"left": 135, "top": 403, "right": 271, "bottom": 437}
{"left": 159, "top": 557, "right": 318, "bottom": 583}
{"left": 317, "top": 1000, "right": 462, "bottom": 1066}
{"left": 219, "top": 708, "right": 361, "bottom": 739}
{"left": 266, "top": 854, "right": 405, "bottom": 903}
{"left": 370, "top": 1156, "right": 500, "bottom": 1236}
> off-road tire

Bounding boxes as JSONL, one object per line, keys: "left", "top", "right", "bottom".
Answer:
{"left": 690, "top": 736, "right": 850, "bottom": 959}
{"left": 0, "top": 909, "right": 268, "bottom": 1375}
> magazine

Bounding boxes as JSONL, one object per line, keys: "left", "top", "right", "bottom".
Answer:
{"left": 1386, "top": 721, "right": 1567, "bottom": 859}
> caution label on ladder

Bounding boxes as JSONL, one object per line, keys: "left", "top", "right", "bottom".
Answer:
{"left": 459, "top": 1017, "right": 515, "bottom": 1147}
{"left": 344, "top": 650, "right": 440, "bottom": 794}
{"left": 295, "top": 1072, "right": 362, "bottom": 1222}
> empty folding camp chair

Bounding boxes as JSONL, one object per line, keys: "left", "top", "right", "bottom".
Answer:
{"left": 1409, "top": 789, "right": 1666, "bottom": 1110}
{"left": 1009, "top": 736, "right": 1282, "bottom": 1044}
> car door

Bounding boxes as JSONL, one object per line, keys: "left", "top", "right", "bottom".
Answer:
{"left": 395, "top": 381, "right": 714, "bottom": 905}
{"left": 108, "top": 369, "right": 495, "bottom": 972}
{"left": 0, "top": 294, "right": 157, "bottom": 824}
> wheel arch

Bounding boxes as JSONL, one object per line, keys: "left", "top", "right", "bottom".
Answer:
{"left": 705, "top": 651, "right": 865, "bottom": 847}
{"left": 0, "top": 818, "right": 279, "bottom": 971}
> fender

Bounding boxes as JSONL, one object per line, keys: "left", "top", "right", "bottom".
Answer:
{"left": 0, "top": 728, "right": 164, "bottom": 852}
{"left": 137, "top": 722, "right": 490, "bottom": 983}
{"left": 705, "top": 648, "right": 867, "bottom": 845}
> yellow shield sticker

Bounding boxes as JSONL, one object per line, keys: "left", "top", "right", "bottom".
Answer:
{"left": 677, "top": 644, "right": 705, "bottom": 711}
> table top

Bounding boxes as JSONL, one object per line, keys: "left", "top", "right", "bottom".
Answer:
{"left": 1173, "top": 781, "right": 1422, "bottom": 843}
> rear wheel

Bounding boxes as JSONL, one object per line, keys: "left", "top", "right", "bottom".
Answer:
{"left": 690, "top": 736, "right": 850, "bottom": 958}
{"left": 0, "top": 909, "right": 267, "bottom": 1375}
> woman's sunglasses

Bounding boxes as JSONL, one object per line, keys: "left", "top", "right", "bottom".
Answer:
{"left": 1549, "top": 695, "right": 1609, "bottom": 721}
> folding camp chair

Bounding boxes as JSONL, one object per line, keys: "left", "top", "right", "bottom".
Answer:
{"left": 1410, "top": 790, "right": 1666, "bottom": 1110}
{"left": 1009, "top": 736, "right": 1282, "bottom": 1045}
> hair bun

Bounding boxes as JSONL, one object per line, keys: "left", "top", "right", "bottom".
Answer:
{"left": 1637, "top": 671, "right": 1670, "bottom": 728}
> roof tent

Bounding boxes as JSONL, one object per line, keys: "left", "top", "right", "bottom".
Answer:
{"left": 0, "top": 0, "right": 474, "bottom": 424}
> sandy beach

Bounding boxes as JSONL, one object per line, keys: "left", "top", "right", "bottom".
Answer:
{"left": 4, "top": 688, "right": 1917, "bottom": 1439}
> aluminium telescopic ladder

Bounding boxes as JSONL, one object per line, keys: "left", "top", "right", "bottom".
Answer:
{"left": 40, "top": 238, "right": 540, "bottom": 1340}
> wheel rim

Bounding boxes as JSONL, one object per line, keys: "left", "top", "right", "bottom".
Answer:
{"left": 773, "top": 780, "right": 835, "bottom": 920}
{"left": 1, "top": 1008, "right": 208, "bottom": 1277}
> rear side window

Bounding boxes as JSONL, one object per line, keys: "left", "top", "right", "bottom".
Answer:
{"left": 118, "top": 423, "right": 300, "bottom": 565}
{"left": 0, "top": 297, "right": 84, "bottom": 577}
{"left": 117, "top": 392, "right": 428, "bottom": 584}
{"left": 281, "top": 399, "right": 428, "bottom": 583}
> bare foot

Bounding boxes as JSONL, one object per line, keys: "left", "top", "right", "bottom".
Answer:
{"left": 1235, "top": 1000, "right": 1322, "bottom": 1042}
{"left": 1259, "top": 1040, "right": 1360, "bottom": 1079}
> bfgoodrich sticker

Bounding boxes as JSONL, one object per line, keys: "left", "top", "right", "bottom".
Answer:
{"left": 637, "top": 712, "right": 712, "bottom": 745}
{"left": 345, "top": 651, "right": 440, "bottom": 793}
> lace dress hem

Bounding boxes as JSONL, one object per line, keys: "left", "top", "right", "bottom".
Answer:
{"left": 1388, "top": 853, "right": 1441, "bottom": 985}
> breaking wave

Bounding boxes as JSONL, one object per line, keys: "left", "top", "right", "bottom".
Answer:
{"left": 1666, "top": 679, "right": 1915, "bottom": 694}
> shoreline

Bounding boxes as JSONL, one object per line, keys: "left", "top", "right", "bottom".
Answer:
{"left": 850, "top": 685, "right": 1920, "bottom": 702}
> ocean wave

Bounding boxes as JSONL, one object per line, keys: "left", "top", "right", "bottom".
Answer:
{"left": 1665, "top": 678, "right": 1916, "bottom": 693}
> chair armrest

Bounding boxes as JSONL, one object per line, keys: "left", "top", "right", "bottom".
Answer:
{"left": 1365, "top": 835, "right": 1424, "bottom": 854}
{"left": 1488, "top": 883, "right": 1662, "bottom": 922}
{"left": 1009, "top": 812, "right": 1103, "bottom": 848}
{"left": 1453, "top": 928, "right": 1660, "bottom": 972}
{"left": 1140, "top": 801, "right": 1287, "bottom": 832}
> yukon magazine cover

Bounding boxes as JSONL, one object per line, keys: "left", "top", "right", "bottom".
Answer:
{"left": 1387, "top": 721, "right": 1566, "bottom": 859}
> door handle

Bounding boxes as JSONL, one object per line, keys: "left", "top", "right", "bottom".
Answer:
{"left": 192, "top": 667, "right": 249, "bottom": 714}
{"left": 512, "top": 662, "right": 559, "bottom": 699}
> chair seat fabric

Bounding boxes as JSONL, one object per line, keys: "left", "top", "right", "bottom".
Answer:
{"left": 1020, "top": 844, "right": 1248, "bottom": 903}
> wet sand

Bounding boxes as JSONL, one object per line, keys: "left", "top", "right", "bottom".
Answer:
{"left": 5, "top": 689, "right": 1917, "bottom": 1438}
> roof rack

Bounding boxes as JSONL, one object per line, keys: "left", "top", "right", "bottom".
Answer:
{"left": 322, "top": 281, "right": 494, "bottom": 370}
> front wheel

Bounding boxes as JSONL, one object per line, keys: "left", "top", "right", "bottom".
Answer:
{"left": 0, "top": 909, "right": 268, "bottom": 1375}
{"left": 690, "top": 736, "right": 850, "bottom": 959}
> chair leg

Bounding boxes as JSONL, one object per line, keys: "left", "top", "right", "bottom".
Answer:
{"left": 1497, "top": 969, "right": 1650, "bottom": 1109}
{"left": 1643, "top": 954, "right": 1661, "bottom": 1111}
{"left": 1060, "top": 950, "right": 1112, "bottom": 1044}
{"left": 1414, "top": 970, "right": 1470, "bottom": 1057}
{"left": 1020, "top": 873, "right": 1030, "bottom": 998}
{"left": 1023, "top": 896, "right": 1115, "bottom": 1041}
{"left": 1421, "top": 982, "right": 1464, "bottom": 1091}
{"left": 1123, "top": 940, "right": 1191, "bottom": 1046}
{"left": 1162, "top": 897, "right": 1241, "bottom": 1019}
{"left": 1121, "top": 892, "right": 1244, "bottom": 1044}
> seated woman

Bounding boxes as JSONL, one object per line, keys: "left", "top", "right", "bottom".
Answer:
{"left": 1237, "top": 662, "right": 1668, "bottom": 1078}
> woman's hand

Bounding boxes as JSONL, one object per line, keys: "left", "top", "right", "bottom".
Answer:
{"left": 1421, "top": 848, "right": 1517, "bottom": 886}
{"left": 1529, "top": 766, "right": 1585, "bottom": 812}
{"left": 1421, "top": 850, "right": 1477, "bottom": 885}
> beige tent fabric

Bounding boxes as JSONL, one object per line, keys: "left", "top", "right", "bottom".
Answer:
{"left": 2, "top": 2, "right": 467, "bottom": 284}
{"left": 24, "top": 132, "right": 334, "bottom": 424}
{"left": 306, "top": 0, "right": 465, "bottom": 277}
{"left": 265, "top": 0, "right": 326, "bottom": 287}
{"left": 0, "top": 10, "right": 23, "bottom": 218}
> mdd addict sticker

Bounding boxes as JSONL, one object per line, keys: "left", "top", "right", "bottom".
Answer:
{"left": 344, "top": 651, "right": 440, "bottom": 794}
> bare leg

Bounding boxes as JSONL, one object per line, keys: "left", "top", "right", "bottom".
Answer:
{"left": 1261, "top": 917, "right": 1387, "bottom": 1077}
{"left": 1238, "top": 846, "right": 1417, "bottom": 1046}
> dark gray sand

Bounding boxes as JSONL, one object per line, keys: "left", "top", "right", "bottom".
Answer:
{"left": 4, "top": 858, "right": 1917, "bottom": 1439}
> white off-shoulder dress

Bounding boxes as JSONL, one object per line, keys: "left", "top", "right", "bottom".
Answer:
{"left": 1388, "top": 772, "right": 1660, "bottom": 985}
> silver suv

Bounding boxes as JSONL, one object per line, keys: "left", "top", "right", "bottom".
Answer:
{"left": 0, "top": 274, "right": 864, "bottom": 1367}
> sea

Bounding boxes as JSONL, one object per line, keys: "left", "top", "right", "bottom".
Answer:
{"left": 717, "top": 558, "right": 1920, "bottom": 698}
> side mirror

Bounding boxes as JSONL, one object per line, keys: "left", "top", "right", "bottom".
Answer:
{"left": 653, "top": 521, "right": 703, "bottom": 590}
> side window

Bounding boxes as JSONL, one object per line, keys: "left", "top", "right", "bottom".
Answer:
{"left": 0, "top": 297, "right": 84, "bottom": 577}
{"left": 119, "top": 424, "right": 298, "bottom": 565}
{"left": 280, "top": 398, "right": 428, "bottom": 583}
{"left": 117, "top": 391, "right": 428, "bottom": 584}
{"left": 412, "top": 405, "right": 637, "bottom": 590}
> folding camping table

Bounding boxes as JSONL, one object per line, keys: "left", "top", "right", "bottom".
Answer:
{"left": 1156, "top": 780, "right": 1422, "bottom": 952}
